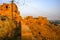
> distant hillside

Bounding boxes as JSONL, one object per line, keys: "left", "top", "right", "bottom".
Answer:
{"left": 49, "top": 20, "right": 60, "bottom": 25}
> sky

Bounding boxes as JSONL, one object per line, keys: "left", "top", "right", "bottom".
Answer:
{"left": 0, "top": 0, "right": 60, "bottom": 20}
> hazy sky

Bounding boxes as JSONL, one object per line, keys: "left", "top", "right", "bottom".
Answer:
{"left": 0, "top": 0, "right": 60, "bottom": 20}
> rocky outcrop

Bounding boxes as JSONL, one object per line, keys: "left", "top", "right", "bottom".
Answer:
{"left": 22, "top": 16, "right": 59, "bottom": 40}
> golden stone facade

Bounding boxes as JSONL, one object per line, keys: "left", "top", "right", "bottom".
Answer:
{"left": 0, "top": 3, "right": 60, "bottom": 40}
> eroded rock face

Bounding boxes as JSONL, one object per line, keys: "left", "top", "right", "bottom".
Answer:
{"left": 22, "top": 16, "right": 59, "bottom": 40}
{"left": 0, "top": 3, "right": 21, "bottom": 23}
{"left": 0, "top": 3, "right": 21, "bottom": 40}
{"left": 56, "top": 24, "right": 60, "bottom": 39}
{"left": 0, "top": 3, "right": 60, "bottom": 40}
{"left": 21, "top": 21, "right": 32, "bottom": 40}
{"left": 29, "top": 24, "right": 58, "bottom": 40}
{"left": 0, "top": 15, "right": 16, "bottom": 38}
